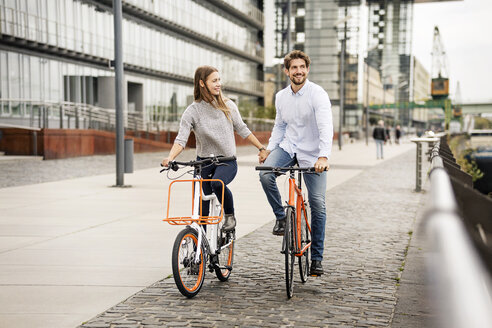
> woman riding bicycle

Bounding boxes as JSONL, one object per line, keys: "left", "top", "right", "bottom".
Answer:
{"left": 162, "top": 65, "right": 266, "bottom": 232}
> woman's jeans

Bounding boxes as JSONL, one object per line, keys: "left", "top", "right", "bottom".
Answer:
{"left": 375, "top": 139, "right": 384, "bottom": 159}
{"left": 258, "top": 147, "right": 327, "bottom": 261}
{"left": 198, "top": 157, "right": 237, "bottom": 216}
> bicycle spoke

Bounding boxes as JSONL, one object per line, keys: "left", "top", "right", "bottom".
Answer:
{"left": 172, "top": 228, "right": 205, "bottom": 298}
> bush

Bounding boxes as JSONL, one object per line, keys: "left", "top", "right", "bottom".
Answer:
{"left": 474, "top": 117, "right": 492, "bottom": 129}
{"left": 449, "top": 135, "right": 484, "bottom": 182}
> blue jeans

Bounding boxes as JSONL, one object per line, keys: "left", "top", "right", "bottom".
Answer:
{"left": 198, "top": 157, "right": 237, "bottom": 216}
{"left": 259, "top": 147, "right": 327, "bottom": 261}
{"left": 375, "top": 139, "right": 384, "bottom": 159}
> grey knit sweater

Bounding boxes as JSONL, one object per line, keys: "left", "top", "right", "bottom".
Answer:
{"left": 174, "top": 100, "right": 252, "bottom": 157}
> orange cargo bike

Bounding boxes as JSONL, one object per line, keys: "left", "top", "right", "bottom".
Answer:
{"left": 161, "top": 156, "right": 236, "bottom": 298}
{"left": 255, "top": 165, "right": 322, "bottom": 298}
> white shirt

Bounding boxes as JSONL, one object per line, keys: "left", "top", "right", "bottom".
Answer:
{"left": 267, "top": 79, "right": 333, "bottom": 167}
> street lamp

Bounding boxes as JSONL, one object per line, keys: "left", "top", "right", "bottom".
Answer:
{"left": 334, "top": 12, "right": 352, "bottom": 151}
{"left": 113, "top": 0, "right": 125, "bottom": 186}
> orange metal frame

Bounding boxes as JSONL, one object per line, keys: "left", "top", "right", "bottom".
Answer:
{"left": 163, "top": 179, "right": 225, "bottom": 225}
{"left": 288, "top": 177, "right": 312, "bottom": 257}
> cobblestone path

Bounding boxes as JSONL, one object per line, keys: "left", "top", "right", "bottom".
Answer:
{"left": 80, "top": 149, "right": 423, "bottom": 328}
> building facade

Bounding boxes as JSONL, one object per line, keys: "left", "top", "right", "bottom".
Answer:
{"left": 0, "top": 0, "right": 264, "bottom": 131}
{"left": 275, "top": 0, "right": 362, "bottom": 135}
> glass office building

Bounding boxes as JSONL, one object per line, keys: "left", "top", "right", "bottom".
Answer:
{"left": 0, "top": 0, "right": 264, "bottom": 131}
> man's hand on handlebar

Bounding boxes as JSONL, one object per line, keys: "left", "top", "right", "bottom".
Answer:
{"left": 314, "top": 157, "right": 329, "bottom": 173}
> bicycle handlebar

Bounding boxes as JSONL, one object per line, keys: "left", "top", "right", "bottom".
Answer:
{"left": 255, "top": 166, "right": 326, "bottom": 173}
{"left": 161, "top": 156, "right": 236, "bottom": 172}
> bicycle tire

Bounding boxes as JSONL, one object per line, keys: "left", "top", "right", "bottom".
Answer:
{"left": 172, "top": 227, "right": 205, "bottom": 298}
{"left": 284, "top": 207, "right": 295, "bottom": 298}
{"left": 215, "top": 229, "right": 234, "bottom": 281}
{"left": 299, "top": 203, "right": 310, "bottom": 283}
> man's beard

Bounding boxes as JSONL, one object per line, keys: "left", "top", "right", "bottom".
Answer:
{"left": 290, "top": 74, "right": 306, "bottom": 85}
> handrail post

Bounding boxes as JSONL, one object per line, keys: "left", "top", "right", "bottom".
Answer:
{"left": 416, "top": 141, "right": 422, "bottom": 191}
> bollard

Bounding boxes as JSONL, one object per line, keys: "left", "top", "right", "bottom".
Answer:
{"left": 124, "top": 138, "right": 134, "bottom": 174}
{"left": 411, "top": 137, "right": 439, "bottom": 192}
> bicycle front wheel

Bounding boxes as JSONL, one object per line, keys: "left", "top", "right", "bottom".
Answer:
{"left": 284, "top": 207, "right": 295, "bottom": 298}
{"left": 299, "top": 204, "right": 310, "bottom": 283}
{"left": 172, "top": 227, "right": 205, "bottom": 298}
{"left": 215, "top": 230, "right": 234, "bottom": 281}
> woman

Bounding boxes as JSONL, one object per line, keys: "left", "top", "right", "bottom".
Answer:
{"left": 162, "top": 66, "right": 267, "bottom": 231}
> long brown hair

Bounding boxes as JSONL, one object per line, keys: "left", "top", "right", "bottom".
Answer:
{"left": 193, "top": 66, "right": 231, "bottom": 120}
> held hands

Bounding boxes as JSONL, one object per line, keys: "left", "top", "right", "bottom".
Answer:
{"left": 314, "top": 157, "right": 329, "bottom": 173}
{"left": 258, "top": 149, "right": 270, "bottom": 164}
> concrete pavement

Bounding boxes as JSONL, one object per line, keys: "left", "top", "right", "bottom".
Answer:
{"left": 0, "top": 138, "right": 423, "bottom": 327}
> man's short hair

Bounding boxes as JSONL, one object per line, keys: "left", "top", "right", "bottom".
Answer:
{"left": 284, "top": 50, "right": 311, "bottom": 70}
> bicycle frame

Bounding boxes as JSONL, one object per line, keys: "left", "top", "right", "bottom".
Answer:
{"left": 165, "top": 175, "right": 225, "bottom": 264}
{"left": 287, "top": 170, "right": 312, "bottom": 257}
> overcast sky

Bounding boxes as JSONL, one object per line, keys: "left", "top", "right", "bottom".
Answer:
{"left": 264, "top": 0, "right": 492, "bottom": 103}
{"left": 413, "top": 0, "right": 492, "bottom": 103}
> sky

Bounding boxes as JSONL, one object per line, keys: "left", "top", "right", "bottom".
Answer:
{"left": 263, "top": 0, "right": 492, "bottom": 103}
{"left": 413, "top": 0, "right": 492, "bottom": 103}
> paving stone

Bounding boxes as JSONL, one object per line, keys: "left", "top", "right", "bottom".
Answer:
{"left": 43, "top": 149, "right": 426, "bottom": 328}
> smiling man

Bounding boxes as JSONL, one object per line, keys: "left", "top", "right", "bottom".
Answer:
{"left": 258, "top": 50, "right": 334, "bottom": 276}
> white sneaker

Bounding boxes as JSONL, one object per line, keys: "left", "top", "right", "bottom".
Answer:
{"left": 222, "top": 214, "right": 236, "bottom": 232}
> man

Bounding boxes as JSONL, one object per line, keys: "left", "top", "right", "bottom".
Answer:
{"left": 259, "top": 50, "right": 333, "bottom": 276}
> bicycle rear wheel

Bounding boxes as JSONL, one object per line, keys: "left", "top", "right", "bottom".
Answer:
{"left": 172, "top": 227, "right": 205, "bottom": 298}
{"left": 299, "top": 204, "right": 310, "bottom": 283}
{"left": 284, "top": 207, "right": 295, "bottom": 298}
{"left": 215, "top": 229, "right": 234, "bottom": 281}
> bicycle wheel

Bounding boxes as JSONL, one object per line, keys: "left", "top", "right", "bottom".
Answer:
{"left": 215, "top": 229, "right": 234, "bottom": 281}
{"left": 284, "top": 207, "right": 295, "bottom": 298}
{"left": 299, "top": 203, "right": 310, "bottom": 283}
{"left": 172, "top": 227, "right": 205, "bottom": 298}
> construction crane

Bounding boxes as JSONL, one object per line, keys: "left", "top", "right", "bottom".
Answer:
{"left": 431, "top": 26, "right": 449, "bottom": 99}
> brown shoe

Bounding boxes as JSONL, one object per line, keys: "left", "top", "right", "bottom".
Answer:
{"left": 272, "top": 219, "right": 285, "bottom": 236}
{"left": 310, "top": 260, "right": 324, "bottom": 276}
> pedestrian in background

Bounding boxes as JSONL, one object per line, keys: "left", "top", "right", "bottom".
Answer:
{"left": 385, "top": 125, "right": 392, "bottom": 145}
{"left": 258, "top": 50, "right": 333, "bottom": 276}
{"left": 395, "top": 125, "right": 402, "bottom": 145}
{"left": 373, "top": 120, "right": 386, "bottom": 159}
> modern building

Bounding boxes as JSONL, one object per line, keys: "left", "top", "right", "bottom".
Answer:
{"left": 411, "top": 55, "right": 431, "bottom": 124}
{"left": 275, "top": 0, "right": 362, "bottom": 134}
{"left": 412, "top": 56, "right": 431, "bottom": 102}
{"left": 363, "top": 61, "right": 395, "bottom": 108}
{"left": 0, "top": 0, "right": 264, "bottom": 131}
{"left": 273, "top": 0, "right": 460, "bottom": 136}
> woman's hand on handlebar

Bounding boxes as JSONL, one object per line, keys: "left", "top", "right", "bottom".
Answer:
{"left": 162, "top": 158, "right": 171, "bottom": 167}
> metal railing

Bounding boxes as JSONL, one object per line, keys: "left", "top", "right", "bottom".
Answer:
{"left": 0, "top": 99, "right": 275, "bottom": 133}
{"left": 0, "top": 99, "right": 148, "bottom": 132}
{"left": 425, "top": 140, "right": 492, "bottom": 328}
